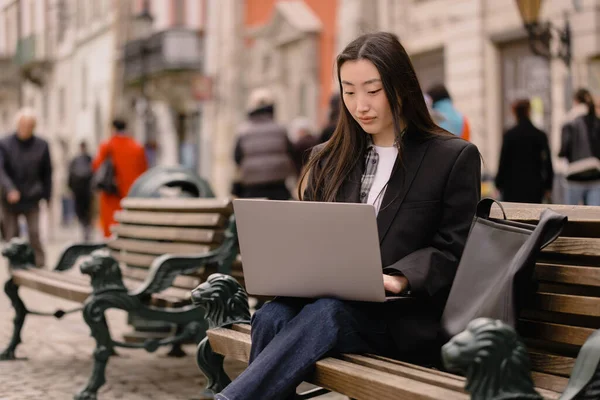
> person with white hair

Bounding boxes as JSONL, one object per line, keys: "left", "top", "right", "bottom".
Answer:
{"left": 0, "top": 108, "right": 52, "bottom": 267}
{"left": 233, "top": 87, "right": 296, "bottom": 199}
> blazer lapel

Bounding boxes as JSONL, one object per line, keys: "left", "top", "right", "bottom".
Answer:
{"left": 376, "top": 134, "right": 431, "bottom": 243}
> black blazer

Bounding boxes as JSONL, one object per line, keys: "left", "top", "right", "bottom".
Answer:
{"left": 307, "top": 128, "right": 481, "bottom": 360}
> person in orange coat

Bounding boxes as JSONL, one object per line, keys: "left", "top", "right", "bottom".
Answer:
{"left": 93, "top": 119, "right": 148, "bottom": 237}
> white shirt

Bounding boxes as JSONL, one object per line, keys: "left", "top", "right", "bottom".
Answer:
{"left": 367, "top": 145, "right": 399, "bottom": 214}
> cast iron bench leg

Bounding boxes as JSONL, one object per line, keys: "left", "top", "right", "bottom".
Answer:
{"left": 197, "top": 336, "right": 231, "bottom": 398}
{"left": 75, "top": 295, "right": 121, "bottom": 400}
{"left": 0, "top": 279, "right": 27, "bottom": 360}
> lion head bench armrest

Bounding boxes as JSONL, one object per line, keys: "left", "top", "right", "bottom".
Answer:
{"left": 443, "top": 318, "right": 600, "bottom": 400}
{"left": 190, "top": 273, "right": 250, "bottom": 397}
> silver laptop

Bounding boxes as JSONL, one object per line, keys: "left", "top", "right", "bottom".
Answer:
{"left": 233, "top": 199, "right": 403, "bottom": 302}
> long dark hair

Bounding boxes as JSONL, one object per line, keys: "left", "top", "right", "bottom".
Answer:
{"left": 574, "top": 88, "right": 596, "bottom": 118}
{"left": 299, "top": 32, "right": 450, "bottom": 201}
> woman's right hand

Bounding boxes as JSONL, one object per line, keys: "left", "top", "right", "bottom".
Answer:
{"left": 383, "top": 274, "right": 409, "bottom": 294}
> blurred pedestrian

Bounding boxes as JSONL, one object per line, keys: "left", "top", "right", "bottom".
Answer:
{"left": 234, "top": 88, "right": 295, "bottom": 200}
{"left": 289, "top": 117, "right": 319, "bottom": 173}
{"left": 68, "top": 141, "right": 94, "bottom": 241}
{"left": 427, "top": 84, "right": 470, "bottom": 141}
{"left": 93, "top": 119, "right": 147, "bottom": 237}
{"left": 559, "top": 88, "right": 600, "bottom": 205}
{"left": 319, "top": 94, "right": 341, "bottom": 143}
{"left": 495, "top": 99, "right": 553, "bottom": 203}
{"left": 0, "top": 108, "right": 52, "bottom": 267}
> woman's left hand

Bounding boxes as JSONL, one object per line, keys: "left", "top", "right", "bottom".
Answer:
{"left": 383, "top": 274, "right": 410, "bottom": 294}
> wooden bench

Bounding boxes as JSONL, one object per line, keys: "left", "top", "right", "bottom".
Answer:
{"left": 193, "top": 202, "right": 600, "bottom": 400}
{"left": 0, "top": 197, "right": 241, "bottom": 400}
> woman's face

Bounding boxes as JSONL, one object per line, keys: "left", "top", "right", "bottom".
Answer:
{"left": 340, "top": 59, "right": 395, "bottom": 144}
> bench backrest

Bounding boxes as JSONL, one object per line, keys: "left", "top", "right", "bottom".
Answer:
{"left": 492, "top": 202, "right": 600, "bottom": 383}
{"left": 109, "top": 198, "right": 234, "bottom": 292}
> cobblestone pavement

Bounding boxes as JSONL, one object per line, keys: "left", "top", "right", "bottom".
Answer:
{"left": 0, "top": 226, "right": 346, "bottom": 400}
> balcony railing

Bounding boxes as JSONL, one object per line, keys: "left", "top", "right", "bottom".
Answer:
{"left": 13, "top": 34, "right": 52, "bottom": 86}
{"left": 123, "top": 28, "right": 203, "bottom": 85}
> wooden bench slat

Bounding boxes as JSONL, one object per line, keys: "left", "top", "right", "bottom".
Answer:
{"left": 535, "top": 263, "right": 600, "bottom": 287}
{"left": 115, "top": 210, "right": 226, "bottom": 227}
{"left": 520, "top": 309, "right": 600, "bottom": 330}
{"left": 529, "top": 350, "right": 576, "bottom": 377}
{"left": 534, "top": 292, "right": 600, "bottom": 316}
{"left": 109, "top": 238, "right": 211, "bottom": 256}
{"left": 341, "top": 354, "right": 466, "bottom": 393}
{"left": 518, "top": 319, "right": 596, "bottom": 346}
{"left": 12, "top": 269, "right": 91, "bottom": 303}
{"left": 121, "top": 198, "right": 233, "bottom": 213}
{"left": 491, "top": 203, "right": 600, "bottom": 222}
{"left": 314, "top": 357, "right": 469, "bottom": 400}
{"left": 122, "top": 267, "right": 201, "bottom": 290}
{"left": 342, "top": 354, "right": 560, "bottom": 399}
{"left": 13, "top": 268, "right": 191, "bottom": 308}
{"left": 32, "top": 268, "right": 90, "bottom": 286}
{"left": 543, "top": 237, "right": 600, "bottom": 257}
{"left": 207, "top": 328, "right": 469, "bottom": 399}
{"left": 111, "top": 251, "right": 156, "bottom": 268}
{"left": 112, "top": 224, "right": 223, "bottom": 244}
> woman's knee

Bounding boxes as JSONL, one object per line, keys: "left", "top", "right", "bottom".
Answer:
{"left": 251, "top": 299, "right": 298, "bottom": 338}
{"left": 305, "top": 298, "right": 352, "bottom": 326}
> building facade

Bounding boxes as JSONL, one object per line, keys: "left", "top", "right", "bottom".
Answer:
{"left": 2, "top": 0, "right": 600, "bottom": 208}
{"left": 202, "top": 0, "right": 600, "bottom": 200}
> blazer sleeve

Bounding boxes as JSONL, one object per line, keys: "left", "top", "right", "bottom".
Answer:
{"left": 383, "top": 143, "right": 481, "bottom": 298}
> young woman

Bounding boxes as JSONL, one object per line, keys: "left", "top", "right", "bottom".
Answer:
{"left": 215, "top": 32, "right": 481, "bottom": 400}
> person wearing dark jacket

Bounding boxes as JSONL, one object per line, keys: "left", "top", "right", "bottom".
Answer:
{"left": 234, "top": 88, "right": 296, "bottom": 200}
{"left": 0, "top": 108, "right": 52, "bottom": 267}
{"left": 495, "top": 99, "right": 554, "bottom": 203}
{"left": 68, "top": 141, "right": 94, "bottom": 241}
{"left": 558, "top": 88, "right": 600, "bottom": 205}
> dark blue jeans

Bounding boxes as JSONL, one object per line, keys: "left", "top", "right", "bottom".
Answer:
{"left": 215, "top": 297, "right": 396, "bottom": 400}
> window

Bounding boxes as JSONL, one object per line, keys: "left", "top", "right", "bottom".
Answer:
{"left": 58, "top": 87, "right": 65, "bottom": 122}
{"left": 76, "top": 0, "right": 83, "bottom": 28}
{"left": 30, "top": 0, "right": 36, "bottom": 34}
{"left": 174, "top": 0, "right": 186, "bottom": 26}
{"left": 42, "top": 86, "right": 49, "bottom": 122}
{"left": 81, "top": 65, "right": 87, "bottom": 109}
{"left": 5, "top": 15, "right": 12, "bottom": 53}
{"left": 56, "top": 0, "right": 68, "bottom": 43}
